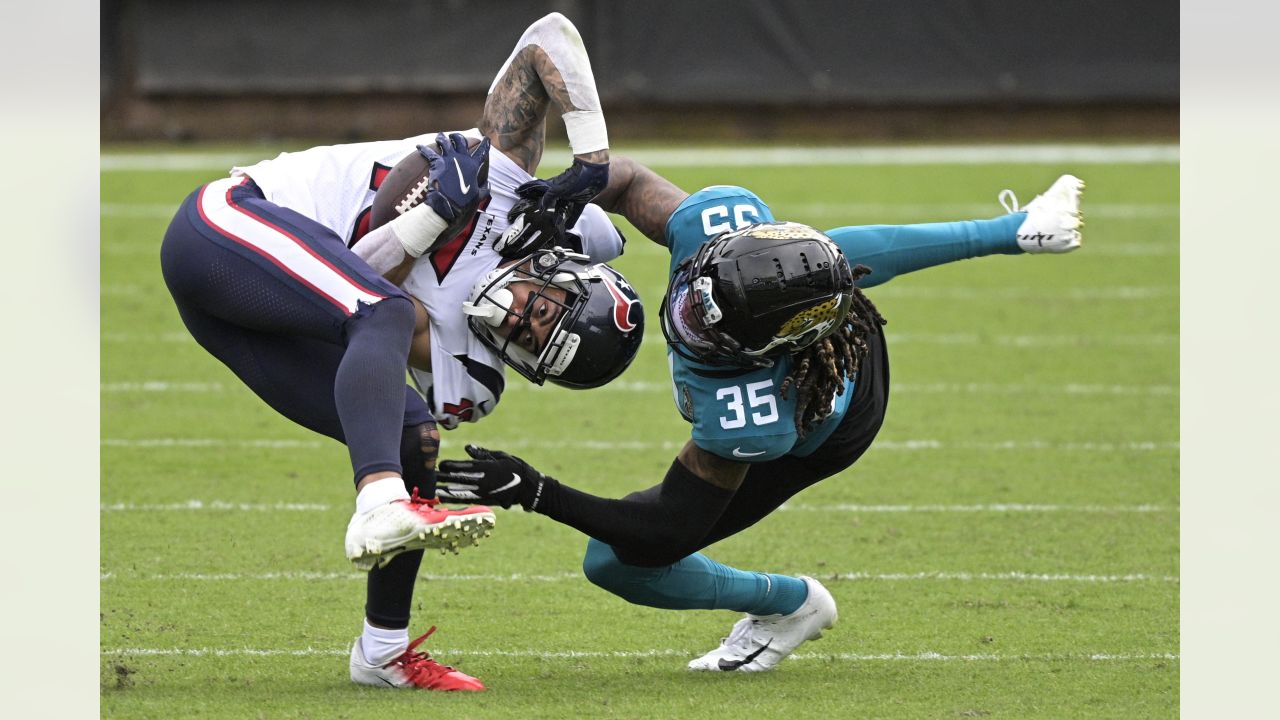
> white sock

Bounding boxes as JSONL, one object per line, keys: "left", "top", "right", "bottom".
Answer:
{"left": 355, "top": 476, "right": 410, "bottom": 515}
{"left": 361, "top": 619, "right": 410, "bottom": 666}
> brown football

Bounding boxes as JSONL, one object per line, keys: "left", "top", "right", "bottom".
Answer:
{"left": 369, "top": 143, "right": 437, "bottom": 232}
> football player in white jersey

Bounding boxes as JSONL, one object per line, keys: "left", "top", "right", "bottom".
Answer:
{"left": 162, "top": 13, "right": 641, "bottom": 691}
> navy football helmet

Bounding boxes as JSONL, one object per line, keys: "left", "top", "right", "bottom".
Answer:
{"left": 660, "top": 222, "right": 854, "bottom": 367}
{"left": 464, "top": 247, "right": 644, "bottom": 388}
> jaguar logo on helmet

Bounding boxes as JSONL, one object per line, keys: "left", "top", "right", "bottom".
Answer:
{"left": 774, "top": 295, "right": 845, "bottom": 344}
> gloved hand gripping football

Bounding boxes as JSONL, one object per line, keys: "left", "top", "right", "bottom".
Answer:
{"left": 436, "top": 445, "right": 551, "bottom": 511}
{"left": 417, "top": 132, "right": 491, "bottom": 244}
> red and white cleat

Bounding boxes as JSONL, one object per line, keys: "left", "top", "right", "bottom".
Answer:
{"left": 345, "top": 488, "right": 495, "bottom": 571}
{"left": 350, "top": 626, "right": 485, "bottom": 691}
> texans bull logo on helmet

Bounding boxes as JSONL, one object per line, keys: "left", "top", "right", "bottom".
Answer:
{"left": 598, "top": 266, "right": 640, "bottom": 333}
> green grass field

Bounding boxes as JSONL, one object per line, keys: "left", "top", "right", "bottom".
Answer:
{"left": 101, "top": 145, "right": 1178, "bottom": 719}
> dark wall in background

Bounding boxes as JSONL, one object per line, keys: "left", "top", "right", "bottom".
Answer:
{"left": 101, "top": 0, "right": 1179, "bottom": 142}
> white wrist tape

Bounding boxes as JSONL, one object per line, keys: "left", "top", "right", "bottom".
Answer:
{"left": 351, "top": 222, "right": 410, "bottom": 275}
{"left": 563, "top": 110, "right": 609, "bottom": 154}
{"left": 489, "top": 13, "right": 604, "bottom": 115}
{"left": 389, "top": 202, "right": 449, "bottom": 258}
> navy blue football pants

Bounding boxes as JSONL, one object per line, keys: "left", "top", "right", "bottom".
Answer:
{"left": 161, "top": 177, "right": 444, "bottom": 630}
{"left": 159, "top": 176, "right": 432, "bottom": 482}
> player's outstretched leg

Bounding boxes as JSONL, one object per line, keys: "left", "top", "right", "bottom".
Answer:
{"left": 1000, "top": 174, "right": 1086, "bottom": 253}
{"left": 349, "top": 625, "right": 485, "bottom": 691}
{"left": 581, "top": 541, "right": 833, "bottom": 671}
{"left": 821, "top": 173, "right": 1085, "bottom": 290}
{"left": 686, "top": 576, "right": 838, "bottom": 672}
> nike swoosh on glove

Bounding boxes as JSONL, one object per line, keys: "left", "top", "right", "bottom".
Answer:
{"left": 436, "top": 445, "right": 550, "bottom": 511}
{"left": 415, "top": 133, "right": 491, "bottom": 251}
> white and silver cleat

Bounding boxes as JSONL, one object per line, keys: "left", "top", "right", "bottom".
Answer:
{"left": 687, "top": 576, "right": 837, "bottom": 672}
{"left": 1000, "top": 174, "right": 1085, "bottom": 253}
{"left": 344, "top": 489, "right": 495, "bottom": 571}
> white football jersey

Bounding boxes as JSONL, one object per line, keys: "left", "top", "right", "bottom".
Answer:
{"left": 233, "top": 130, "right": 625, "bottom": 429}
{"left": 232, "top": 133, "right": 438, "bottom": 246}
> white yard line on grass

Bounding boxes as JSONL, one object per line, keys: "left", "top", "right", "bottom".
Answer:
{"left": 101, "top": 438, "right": 324, "bottom": 449}
{"left": 101, "top": 382, "right": 226, "bottom": 392}
{"left": 783, "top": 503, "right": 1172, "bottom": 513}
{"left": 101, "top": 200, "right": 1179, "bottom": 221}
{"left": 101, "top": 437, "right": 1179, "bottom": 452}
{"left": 480, "top": 380, "right": 1181, "bottom": 397}
{"left": 101, "top": 380, "right": 1177, "bottom": 397}
{"left": 869, "top": 286, "right": 1174, "bottom": 301}
{"left": 884, "top": 332, "right": 1178, "bottom": 347}
{"left": 99, "top": 570, "right": 1177, "bottom": 583}
{"left": 101, "top": 332, "right": 194, "bottom": 343}
{"left": 98, "top": 646, "right": 1179, "bottom": 662}
{"left": 100, "top": 500, "right": 1172, "bottom": 514}
{"left": 100, "top": 331, "right": 1180, "bottom": 348}
{"left": 99, "top": 437, "right": 1179, "bottom": 452}
{"left": 102, "top": 281, "right": 1172, "bottom": 302}
{"left": 99, "top": 143, "right": 1179, "bottom": 173}
{"left": 100, "top": 500, "right": 330, "bottom": 512}
{"left": 101, "top": 203, "right": 185, "bottom": 217}
{"left": 638, "top": 332, "right": 1180, "bottom": 347}
{"left": 783, "top": 201, "right": 1178, "bottom": 220}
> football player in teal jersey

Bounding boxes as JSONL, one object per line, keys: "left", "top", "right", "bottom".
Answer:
{"left": 439, "top": 157, "right": 1084, "bottom": 671}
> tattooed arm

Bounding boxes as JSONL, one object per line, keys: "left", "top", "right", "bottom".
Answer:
{"left": 592, "top": 156, "right": 690, "bottom": 246}
{"left": 478, "top": 45, "right": 550, "bottom": 173}
{"left": 478, "top": 13, "right": 608, "bottom": 174}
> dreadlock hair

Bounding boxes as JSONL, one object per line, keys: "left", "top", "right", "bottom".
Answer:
{"left": 778, "top": 264, "right": 886, "bottom": 439}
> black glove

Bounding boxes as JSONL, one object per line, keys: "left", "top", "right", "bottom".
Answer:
{"left": 418, "top": 133, "right": 491, "bottom": 249}
{"left": 436, "top": 445, "right": 552, "bottom": 511}
{"left": 519, "top": 157, "right": 608, "bottom": 230}
{"left": 493, "top": 183, "right": 567, "bottom": 258}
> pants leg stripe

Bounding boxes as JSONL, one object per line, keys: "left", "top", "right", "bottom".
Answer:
{"left": 196, "top": 177, "right": 387, "bottom": 315}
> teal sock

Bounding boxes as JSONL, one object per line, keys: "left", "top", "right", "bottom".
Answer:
{"left": 582, "top": 540, "right": 809, "bottom": 615}
{"left": 759, "top": 573, "right": 809, "bottom": 615}
{"left": 825, "top": 212, "right": 1025, "bottom": 289}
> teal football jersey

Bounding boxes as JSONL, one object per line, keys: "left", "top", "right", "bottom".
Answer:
{"left": 663, "top": 186, "right": 856, "bottom": 462}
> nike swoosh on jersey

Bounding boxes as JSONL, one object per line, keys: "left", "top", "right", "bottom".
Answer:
{"left": 732, "top": 447, "right": 768, "bottom": 458}
{"left": 493, "top": 473, "right": 521, "bottom": 493}
{"left": 717, "top": 639, "right": 772, "bottom": 671}
{"left": 453, "top": 159, "right": 471, "bottom": 194}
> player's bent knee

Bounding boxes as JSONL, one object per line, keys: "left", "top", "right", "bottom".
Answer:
{"left": 348, "top": 296, "right": 416, "bottom": 339}
{"left": 581, "top": 539, "right": 616, "bottom": 588}
{"left": 582, "top": 539, "right": 670, "bottom": 598}
{"left": 582, "top": 539, "right": 637, "bottom": 594}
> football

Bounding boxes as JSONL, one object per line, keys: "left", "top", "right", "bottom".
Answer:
{"left": 368, "top": 142, "right": 437, "bottom": 232}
